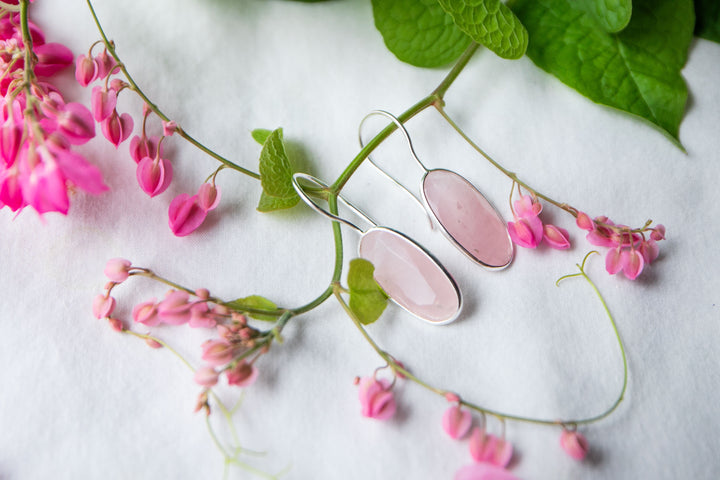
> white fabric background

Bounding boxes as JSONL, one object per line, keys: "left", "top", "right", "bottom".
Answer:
{"left": 1, "top": 1, "right": 719, "bottom": 479}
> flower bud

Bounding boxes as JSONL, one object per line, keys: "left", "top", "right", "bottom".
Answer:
{"left": 560, "top": 429, "right": 589, "bottom": 460}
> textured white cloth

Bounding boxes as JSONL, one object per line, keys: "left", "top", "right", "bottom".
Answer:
{"left": 1, "top": 1, "right": 719, "bottom": 479}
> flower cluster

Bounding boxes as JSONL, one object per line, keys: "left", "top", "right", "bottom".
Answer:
{"left": 507, "top": 194, "right": 570, "bottom": 250}
{"left": 0, "top": 5, "right": 107, "bottom": 214}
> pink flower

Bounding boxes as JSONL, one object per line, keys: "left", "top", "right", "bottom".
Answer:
{"left": 576, "top": 211, "right": 594, "bottom": 231}
{"left": 145, "top": 338, "right": 163, "bottom": 349}
{"left": 168, "top": 193, "right": 207, "bottom": 237}
{"left": 357, "top": 376, "right": 396, "bottom": 420}
{"left": 620, "top": 249, "right": 645, "bottom": 280}
{"left": 651, "top": 224, "right": 666, "bottom": 241}
{"left": 162, "top": 120, "right": 178, "bottom": 137}
{"left": 17, "top": 147, "right": 69, "bottom": 214}
{"left": 157, "top": 290, "right": 193, "bottom": 325}
{"left": 94, "top": 49, "right": 117, "bottom": 79}
{"left": 136, "top": 154, "right": 173, "bottom": 197}
{"left": 200, "top": 339, "right": 234, "bottom": 366}
{"left": 507, "top": 215, "right": 543, "bottom": 249}
{"left": 104, "top": 258, "right": 132, "bottom": 283}
{"left": 33, "top": 42, "right": 73, "bottom": 77}
{"left": 92, "top": 294, "right": 116, "bottom": 319}
{"left": 189, "top": 303, "right": 217, "bottom": 328}
{"left": 560, "top": 429, "right": 589, "bottom": 460}
{"left": 194, "top": 366, "right": 219, "bottom": 388}
{"left": 101, "top": 110, "right": 133, "bottom": 147}
{"left": 543, "top": 224, "right": 571, "bottom": 250}
{"left": 108, "top": 317, "right": 124, "bottom": 332}
{"left": 513, "top": 194, "right": 542, "bottom": 217}
{"left": 442, "top": 404, "right": 473, "bottom": 440}
{"left": 91, "top": 85, "right": 117, "bottom": 122}
{"left": 455, "top": 463, "right": 519, "bottom": 480}
{"left": 129, "top": 134, "right": 163, "bottom": 164}
{"left": 74, "top": 54, "right": 98, "bottom": 87}
{"left": 132, "top": 299, "right": 160, "bottom": 327}
{"left": 469, "top": 427, "right": 513, "bottom": 467}
{"left": 605, "top": 247, "right": 623, "bottom": 275}
{"left": 50, "top": 145, "right": 108, "bottom": 195}
{"left": 226, "top": 361, "right": 259, "bottom": 387}
{"left": 197, "top": 182, "right": 221, "bottom": 211}
{"left": 639, "top": 239, "right": 659, "bottom": 264}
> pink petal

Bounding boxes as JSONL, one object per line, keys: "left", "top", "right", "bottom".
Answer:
{"left": 491, "top": 438, "right": 513, "bottom": 468}
{"left": 508, "top": 215, "right": 543, "bottom": 249}
{"left": 197, "top": 183, "right": 221, "bottom": 211}
{"left": 620, "top": 249, "right": 645, "bottom": 280}
{"left": 157, "top": 290, "right": 192, "bottom": 325}
{"left": 455, "top": 463, "right": 519, "bottom": 480}
{"left": 651, "top": 224, "right": 666, "bottom": 241}
{"left": 92, "top": 294, "right": 116, "bottom": 319}
{"left": 74, "top": 54, "right": 98, "bottom": 87}
{"left": 57, "top": 102, "right": 96, "bottom": 145}
{"left": 639, "top": 240, "right": 659, "bottom": 264}
{"left": 513, "top": 194, "right": 542, "bottom": 218}
{"left": 560, "top": 430, "right": 589, "bottom": 460}
{"left": 51, "top": 147, "right": 108, "bottom": 194}
{"left": 104, "top": 258, "right": 131, "bottom": 282}
{"left": 91, "top": 86, "right": 117, "bottom": 122}
{"left": 576, "top": 212, "right": 594, "bottom": 231}
{"left": 605, "top": 247, "right": 623, "bottom": 275}
{"left": 226, "top": 361, "right": 258, "bottom": 387}
{"left": 168, "top": 193, "right": 207, "bottom": 237}
{"left": 194, "top": 366, "right": 219, "bottom": 388}
{"left": 136, "top": 156, "right": 172, "bottom": 197}
{"left": 33, "top": 42, "right": 73, "bottom": 77}
{"left": 132, "top": 300, "right": 160, "bottom": 327}
{"left": 94, "top": 49, "right": 118, "bottom": 79}
{"left": 101, "top": 111, "right": 134, "bottom": 148}
{"left": 543, "top": 224, "right": 571, "bottom": 249}
{"left": 442, "top": 405, "right": 473, "bottom": 440}
{"left": 200, "top": 339, "right": 234, "bottom": 366}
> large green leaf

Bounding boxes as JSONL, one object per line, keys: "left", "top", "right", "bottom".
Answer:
{"left": 256, "top": 128, "right": 300, "bottom": 212}
{"left": 513, "top": 0, "right": 694, "bottom": 145}
{"left": 347, "top": 259, "right": 388, "bottom": 325}
{"left": 576, "top": 0, "right": 632, "bottom": 32}
{"left": 695, "top": 0, "right": 720, "bottom": 43}
{"left": 372, "top": 0, "right": 472, "bottom": 68}
{"left": 436, "top": 0, "right": 528, "bottom": 59}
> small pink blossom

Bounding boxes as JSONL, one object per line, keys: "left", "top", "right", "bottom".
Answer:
{"left": 108, "top": 317, "right": 124, "bottom": 332}
{"left": 200, "top": 339, "right": 234, "bottom": 366}
{"left": 507, "top": 215, "right": 543, "bottom": 249}
{"left": 168, "top": 193, "right": 207, "bottom": 237}
{"left": 357, "top": 376, "right": 396, "bottom": 420}
{"left": 560, "top": 429, "right": 589, "bottom": 460}
{"left": 101, "top": 110, "right": 133, "bottom": 148}
{"left": 455, "top": 463, "right": 519, "bottom": 480}
{"left": 197, "top": 182, "right": 221, "bottom": 211}
{"left": 469, "top": 427, "right": 513, "bottom": 467}
{"left": 442, "top": 404, "right": 473, "bottom": 440}
{"left": 129, "top": 134, "right": 162, "bottom": 164}
{"left": 189, "top": 303, "right": 217, "bottom": 328}
{"left": 226, "top": 361, "right": 258, "bottom": 387}
{"left": 444, "top": 392, "right": 460, "bottom": 403}
{"left": 162, "top": 120, "right": 178, "bottom": 137}
{"left": 513, "top": 194, "right": 542, "bottom": 218}
{"left": 620, "top": 249, "right": 645, "bottom": 280}
{"left": 605, "top": 247, "right": 623, "bottom": 275}
{"left": 194, "top": 366, "right": 219, "bottom": 387}
{"left": 74, "top": 54, "right": 98, "bottom": 87}
{"left": 104, "top": 258, "right": 132, "bottom": 283}
{"left": 157, "top": 290, "right": 193, "bottom": 325}
{"left": 91, "top": 85, "right": 117, "bottom": 122}
{"left": 651, "top": 224, "right": 666, "bottom": 241}
{"left": 92, "top": 293, "right": 116, "bottom": 319}
{"left": 639, "top": 239, "right": 659, "bottom": 264}
{"left": 543, "top": 224, "right": 571, "bottom": 250}
{"left": 136, "top": 154, "right": 173, "bottom": 197}
{"left": 94, "top": 49, "right": 117, "bottom": 79}
{"left": 33, "top": 42, "right": 73, "bottom": 77}
{"left": 145, "top": 338, "right": 163, "bottom": 349}
{"left": 132, "top": 299, "right": 160, "bottom": 327}
{"left": 576, "top": 211, "right": 594, "bottom": 231}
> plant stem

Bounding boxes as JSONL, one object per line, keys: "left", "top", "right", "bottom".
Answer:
{"left": 85, "top": 0, "right": 260, "bottom": 179}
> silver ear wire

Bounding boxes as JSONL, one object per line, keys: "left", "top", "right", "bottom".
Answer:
{"left": 291, "top": 173, "right": 377, "bottom": 234}
{"left": 358, "top": 110, "right": 434, "bottom": 230}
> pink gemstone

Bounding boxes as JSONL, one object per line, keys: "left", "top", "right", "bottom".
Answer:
{"left": 358, "top": 228, "right": 461, "bottom": 324}
{"left": 422, "top": 169, "right": 513, "bottom": 269}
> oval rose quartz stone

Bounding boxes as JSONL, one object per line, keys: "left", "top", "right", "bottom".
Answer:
{"left": 358, "top": 228, "right": 461, "bottom": 324}
{"left": 422, "top": 169, "right": 513, "bottom": 269}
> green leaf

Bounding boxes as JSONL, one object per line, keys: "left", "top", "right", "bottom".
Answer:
{"left": 347, "top": 259, "right": 388, "bottom": 325}
{"left": 695, "top": 0, "right": 720, "bottom": 43}
{"left": 576, "top": 0, "right": 632, "bottom": 33}
{"left": 371, "top": 0, "right": 472, "bottom": 68}
{"left": 435, "top": 0, "right": 528, "bottom": 59}
{"left": 257, "top": 128, "right": 300, "bottom": 212}
{"left": 513, "top": 0, "right": 694, "bottom": 145}
{"left": 226, "top": 295, "right": 278, "bottom": 321}
{"left": 251, "top": 128, "right": 272, "bottom": 145}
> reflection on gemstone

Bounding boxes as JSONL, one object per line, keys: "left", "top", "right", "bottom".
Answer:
{"left": 423, "top": 169, "right": 513, "bottom": 269}
{"left": 359, "top": 227, "right": 461, "bottom": 324}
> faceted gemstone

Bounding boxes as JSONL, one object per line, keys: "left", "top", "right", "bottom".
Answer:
{"left": 423, "top": 169, "right": 513, "bottom": 269}
{"left": 358, "top": 228, "right": 461, "bottom": 324}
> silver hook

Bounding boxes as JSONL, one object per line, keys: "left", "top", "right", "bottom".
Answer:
{"left": 358, "top": 110, "right": 434, "bottom": 230}
{"left": 291, "top": 173, "right": 377, "bottom": 234}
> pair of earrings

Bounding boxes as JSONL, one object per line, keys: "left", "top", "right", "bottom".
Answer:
{"left": 292, "top": 111, "right": 513, "bottom": 325}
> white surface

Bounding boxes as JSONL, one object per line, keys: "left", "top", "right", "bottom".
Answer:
{"left": 1, "top": 1, "right": 719, "bottom": 479}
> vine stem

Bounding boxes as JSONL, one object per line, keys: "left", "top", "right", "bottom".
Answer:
{"left": 336, "top": 253, "right": 628, "bottom": 428}
{"left": 84, "top": 0, "right": 260, "bottom": 179}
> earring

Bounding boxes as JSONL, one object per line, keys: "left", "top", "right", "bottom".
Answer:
{"left": 359, "top": 110, "right": 514, "bottom": 270}
{"left": 292, "top": 173, "right": 462, "bottom": 325}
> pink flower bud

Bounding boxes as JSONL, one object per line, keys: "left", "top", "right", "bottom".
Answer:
{"left": 576, "top": 212, "right": 594, "bottom": 231}
{"left": 34, "top": 42, "right": 73, "bottom": 77}
{"left": 56, "top": 103, "right": 96, "bottom": 145}
{"left": 92, "top": 293, "right": 116, "bottom": 319}
{"left": 507, "top": 215, "right": 543, "bottom": 249}
{"left": 157, "top": 290, "right": 192, "bottom": 325}
{"left": 129, "top": 134, "right": 162, "bottom": 164}
{"left": 132, "top": 299, "right": 160, "bottom": 327}
{"left": 442, "top": 404, "right": 473, "bottom": 440}
{"left": 445, "top": 392, "right": 460, "bottom": 403}
{"left": 189, "top": 303, "right": 217, "bottom": 328}
{"left": 74, "top": 54, "right": 98, "bottom": 87}
{"left": 543, "top": 224, "right": 571, "bottom": 250}
{"left": 226, "top": 361, "right": 258, "bottom": 387}
{"left": 650, "top": 224, "right": 666, "bottom": 241}
{"left": 200, "top": 339, "right": 234, "bottom": 366}
{"left": 136, "top": 155, "right": 173, "bottom": 197}
{"left": 108, "top": 317, "right": 124, "bottom": 332}
{"left": 104, "top": 258, "right": 132, "bottom": 283}
{"left": 605, "top": 247, "right": 623, "bottom": 275}
{"left": 145, "top": 338, "right": 163, "bottom": 349}
{"left": 101, "top": 110, "right": 134, "bottom": 148}
{"left": 560, "top": 429, "right": 589, "bottom": 460}
{"left": 357, "top": 377, "right": 396, "bottom": 421}
{"left": 620, "top": 249, "right": 645, "bottom": 280}
{"left": 162, "top": 120, "right": 178, "bottom": 137}
{"left": 94, "top": 49, "right": 117, "bottom": 79}
{"left": 194, "top": 366, "right": 219, "bottom": 387}
{"left": 639, "top": 239, "right": 659, "bottom": 265}
{"left": 168, "top": 193, "right": 207, "bottom": 237}
{"left": 513, "top": 194, "right": 542, "bottom": 218}
{"left": 91, "top": 86, "right": 117, "bottom": 122}
{"left": 469, "top": 427, "right": 513, "bottom": 467}
{"left": 195, "top": 288, "right": 210, "bottom": 300}
{"left": 197, "top": 183, "right": 221, "bottom": 211}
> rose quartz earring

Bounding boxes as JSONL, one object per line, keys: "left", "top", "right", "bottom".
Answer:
{"left": 359, "top": 110, "right": 514, "bottom": 270}
{"left": 292, "top": 173, "right": 462, "bottom": 325}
